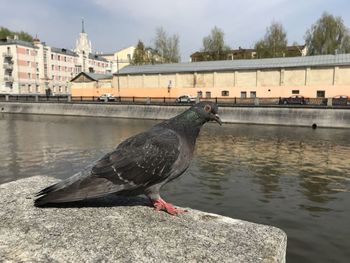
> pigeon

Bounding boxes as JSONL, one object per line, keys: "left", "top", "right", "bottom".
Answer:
{"left": 35, "top": 101, "right": 222, "bottom": 215}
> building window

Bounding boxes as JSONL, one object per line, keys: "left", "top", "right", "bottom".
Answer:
{"left": 36, "top": 85, "right": 39, "bottom": 93}
{"left": 292, "top": 90, "right": 300, "bottom": 94}
{"left": 250, "top": 91, "right": 257, "bottom": 98}
{"left": 76, "top": 65, "right": 82, "bottom": 73}
{"left": 317, "top": 90, "right": 325, "bottom": 98}
{"left": 205, "top": 91, "right": 211, "bottom": 98}
{"left": 59, "top": 86, "right": 62, "bottom": 93}
{"left": 51, "top": 65, "right": 54, "bottom": 70}
{"left": 58, "top": 55, "right": 60, "bottom": 61}
{"left": 36, "top": 73, "right": 39, "bottom": 79}
{"left": 197, "top": 91, "right": 203, "bottom": 98}
{"left": 27, "top": 61, "right": 31, "bottom": 66}
{"left": 26, "top": 49, "right": 29, "bottom": 55}
{"left": 222, "top": 90, "right": 229, "bottom": 96}
{"left": 241, "top": 91, "right": 247, "bottom": 98}
{"left": 28, "top": 73, "right": 31, "bottom": 79}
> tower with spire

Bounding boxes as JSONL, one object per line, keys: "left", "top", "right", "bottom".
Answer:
{"left": 74, "top": 18, "right": 92, "bottom": 55}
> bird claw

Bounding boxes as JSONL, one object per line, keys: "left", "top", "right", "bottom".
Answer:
{"left": 151, "top": 198, "right": 187, "bottom": 215}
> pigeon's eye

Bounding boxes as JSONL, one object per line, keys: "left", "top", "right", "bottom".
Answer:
{"left": 204, "top": 105, "right": 211, "bottom": 113}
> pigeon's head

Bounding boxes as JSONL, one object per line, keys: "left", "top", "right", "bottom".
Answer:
{"left": 190, "top": 101, "right": 222, "bottom": 125}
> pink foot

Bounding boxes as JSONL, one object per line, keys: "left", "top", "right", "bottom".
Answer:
{"left": 151, "top": 198, "right": 187, "bottom": 215}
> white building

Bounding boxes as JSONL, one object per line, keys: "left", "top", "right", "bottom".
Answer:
{"left": 0, "top": 37, "right": 41, "bottom": 94}
{"left": 0, "top": 20, "right": 111, "bottom": 95}
{"left": 100, "top": 46, "right": 135, "bottom": 73}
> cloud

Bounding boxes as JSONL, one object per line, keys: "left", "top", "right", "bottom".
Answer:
{"left": 1, "top": 0, "right": 349, "bottom": 61}
{"left": 90, "top": 0, "right": 296, "bottom": 58}
{"left": 92, "top": 0, "right": 211, "bottom": 20}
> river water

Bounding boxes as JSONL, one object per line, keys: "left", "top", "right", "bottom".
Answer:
{"left": 0, "top": 113, "right": 349, "bottom": 262}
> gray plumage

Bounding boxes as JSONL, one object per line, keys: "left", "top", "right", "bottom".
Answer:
{"left": 34, "top": 101, "right": 221, "bottom": 207}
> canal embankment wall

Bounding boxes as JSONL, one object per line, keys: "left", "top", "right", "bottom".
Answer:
{"left": 1, "top": 102, "right": 350, "bottom": 128}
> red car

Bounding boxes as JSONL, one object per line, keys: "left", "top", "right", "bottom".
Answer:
{"left": 280, "top": 95, "right": 310, "bottom": 105}
{"left": 332, "top": 95, "right": 350, "bottom": 106}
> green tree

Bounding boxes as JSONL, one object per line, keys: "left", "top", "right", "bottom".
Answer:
{"left": 201, "top": 26, "right": 230, "bottom": 60}
{"left": 305, "top": 12, "right": 350, "bottom": 55}
{"left": 154, "top": 27, "right": 180, "bottom": 63}
{"left": 17, "top": 30, "right": 34, "bottom": 42}
{"left": 254, "top": 22, "right": 287, "bottom": 58}
{"left": 0, "top": 26, "right": 34, "bottom": 42}
{"left": 132, "top": 40, "right": 150, "bottom": 65}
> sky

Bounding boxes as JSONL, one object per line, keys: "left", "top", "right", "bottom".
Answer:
{"left": 1, "top": 0, "right": 350, "bottom": 61}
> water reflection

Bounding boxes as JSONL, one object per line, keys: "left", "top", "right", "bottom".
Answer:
{"left": 0, "top": 113, "right": 350, "bottom": 263}
{"left": 197, "top": 125, "right": 350, "bottom": 201}
{"left": 0, "top": 114, "right": 154, "bottom": 184}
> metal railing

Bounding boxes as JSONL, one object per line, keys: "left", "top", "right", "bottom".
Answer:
{"left": 0, "top": 94, "right": 349, "bottom": 108}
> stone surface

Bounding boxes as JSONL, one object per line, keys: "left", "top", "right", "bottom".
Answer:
{"left": 0, "top": 176, "right": 287, "bottom": 263}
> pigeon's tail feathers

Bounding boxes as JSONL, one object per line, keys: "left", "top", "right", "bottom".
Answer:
{"left": 34, "top": 172, "right": 86, "bottom": 206}
{"left": 34, "top": 184, "right": 65, "bottom": 206}
{"left": 34, "top": 171, "right": 132, "bottom": 206}
{"left": 35, "top": 177, "right": 75, "bottom": 197}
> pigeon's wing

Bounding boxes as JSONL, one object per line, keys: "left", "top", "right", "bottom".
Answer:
{"left": 35, "top": 127, "right": 180, "bottom": 205}
{"left": 92, "top": 126, "right": 180, "bottom": 187}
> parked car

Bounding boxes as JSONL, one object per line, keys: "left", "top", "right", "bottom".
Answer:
{"left": 176, "top": 95, "right": 196, "bottom": 103}
{"left": 279, "top": 95, "right": 309, "bottom": 105}
{"left": 332, "top": 95, "right": 350, "bottom": 106}
{"left": 98, "top": 93, "right": 116, "bottom": 102}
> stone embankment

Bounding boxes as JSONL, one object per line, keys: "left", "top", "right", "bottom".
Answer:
{"left": 1, "top": 101, "right": 350, "bottom": 128}
{"left": 0, "top": 176, "right": 287, "bottom": 262}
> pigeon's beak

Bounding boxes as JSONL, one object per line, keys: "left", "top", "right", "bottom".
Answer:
{"left": 213, "top": 114, "right": 222, "bottom": 125}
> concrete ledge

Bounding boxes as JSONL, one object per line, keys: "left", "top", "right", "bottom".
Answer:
{"left": 1, "top": 101, "right": 350, "bottom": 128}
{"left": 0, "top": 176, "right": 287, "bottom": 262}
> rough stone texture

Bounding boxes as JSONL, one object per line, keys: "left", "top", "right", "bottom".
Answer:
{"left": 1, "top": 101, "right": 350, "bottom": 128}
{"left": 0, "top": 176, "right": 287, "bottom": 263}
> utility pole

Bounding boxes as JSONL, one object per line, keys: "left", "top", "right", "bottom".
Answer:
{"left": 117, "top": 56, "right": 120, "bottom": 93}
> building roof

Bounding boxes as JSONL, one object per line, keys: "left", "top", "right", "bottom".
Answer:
{"left": 88, "top": 53, "right": 108, "bottom": 62}
{"left": 71, "top": 72, "right": 113, "bottom": 82}
{"left": 116, "top": 54, "right": 350, "bottom": 75}
{"left": 51, "top": 47, "right": 78, "bottom": 57}
{"left": 0, "top": 38, "right": 38, "bottom": 49}
{"left": 100, "top": 53, "right": 114, "bottom": 57}
{"left": 86, "top": 72, "right": 112, "bottom": 80}
{"left": 191, "top": 48, "right": 256, "bottom": 57}
{"left": 286, "top": 45, "right": 306, "bottom": 51}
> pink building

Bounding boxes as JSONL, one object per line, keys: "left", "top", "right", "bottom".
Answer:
{"left": 0, "top": 22, "right": 110, "bottom": 95}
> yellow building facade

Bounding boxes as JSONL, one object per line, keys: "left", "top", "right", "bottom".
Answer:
{"left": 113, "top": 54, "right": 350, "bottom": 99}
{"left": 71, "top": 54, "right": 350, "bottom": 98}
{"left": 71, "top": 72, "right": 113, "bottom": 97}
